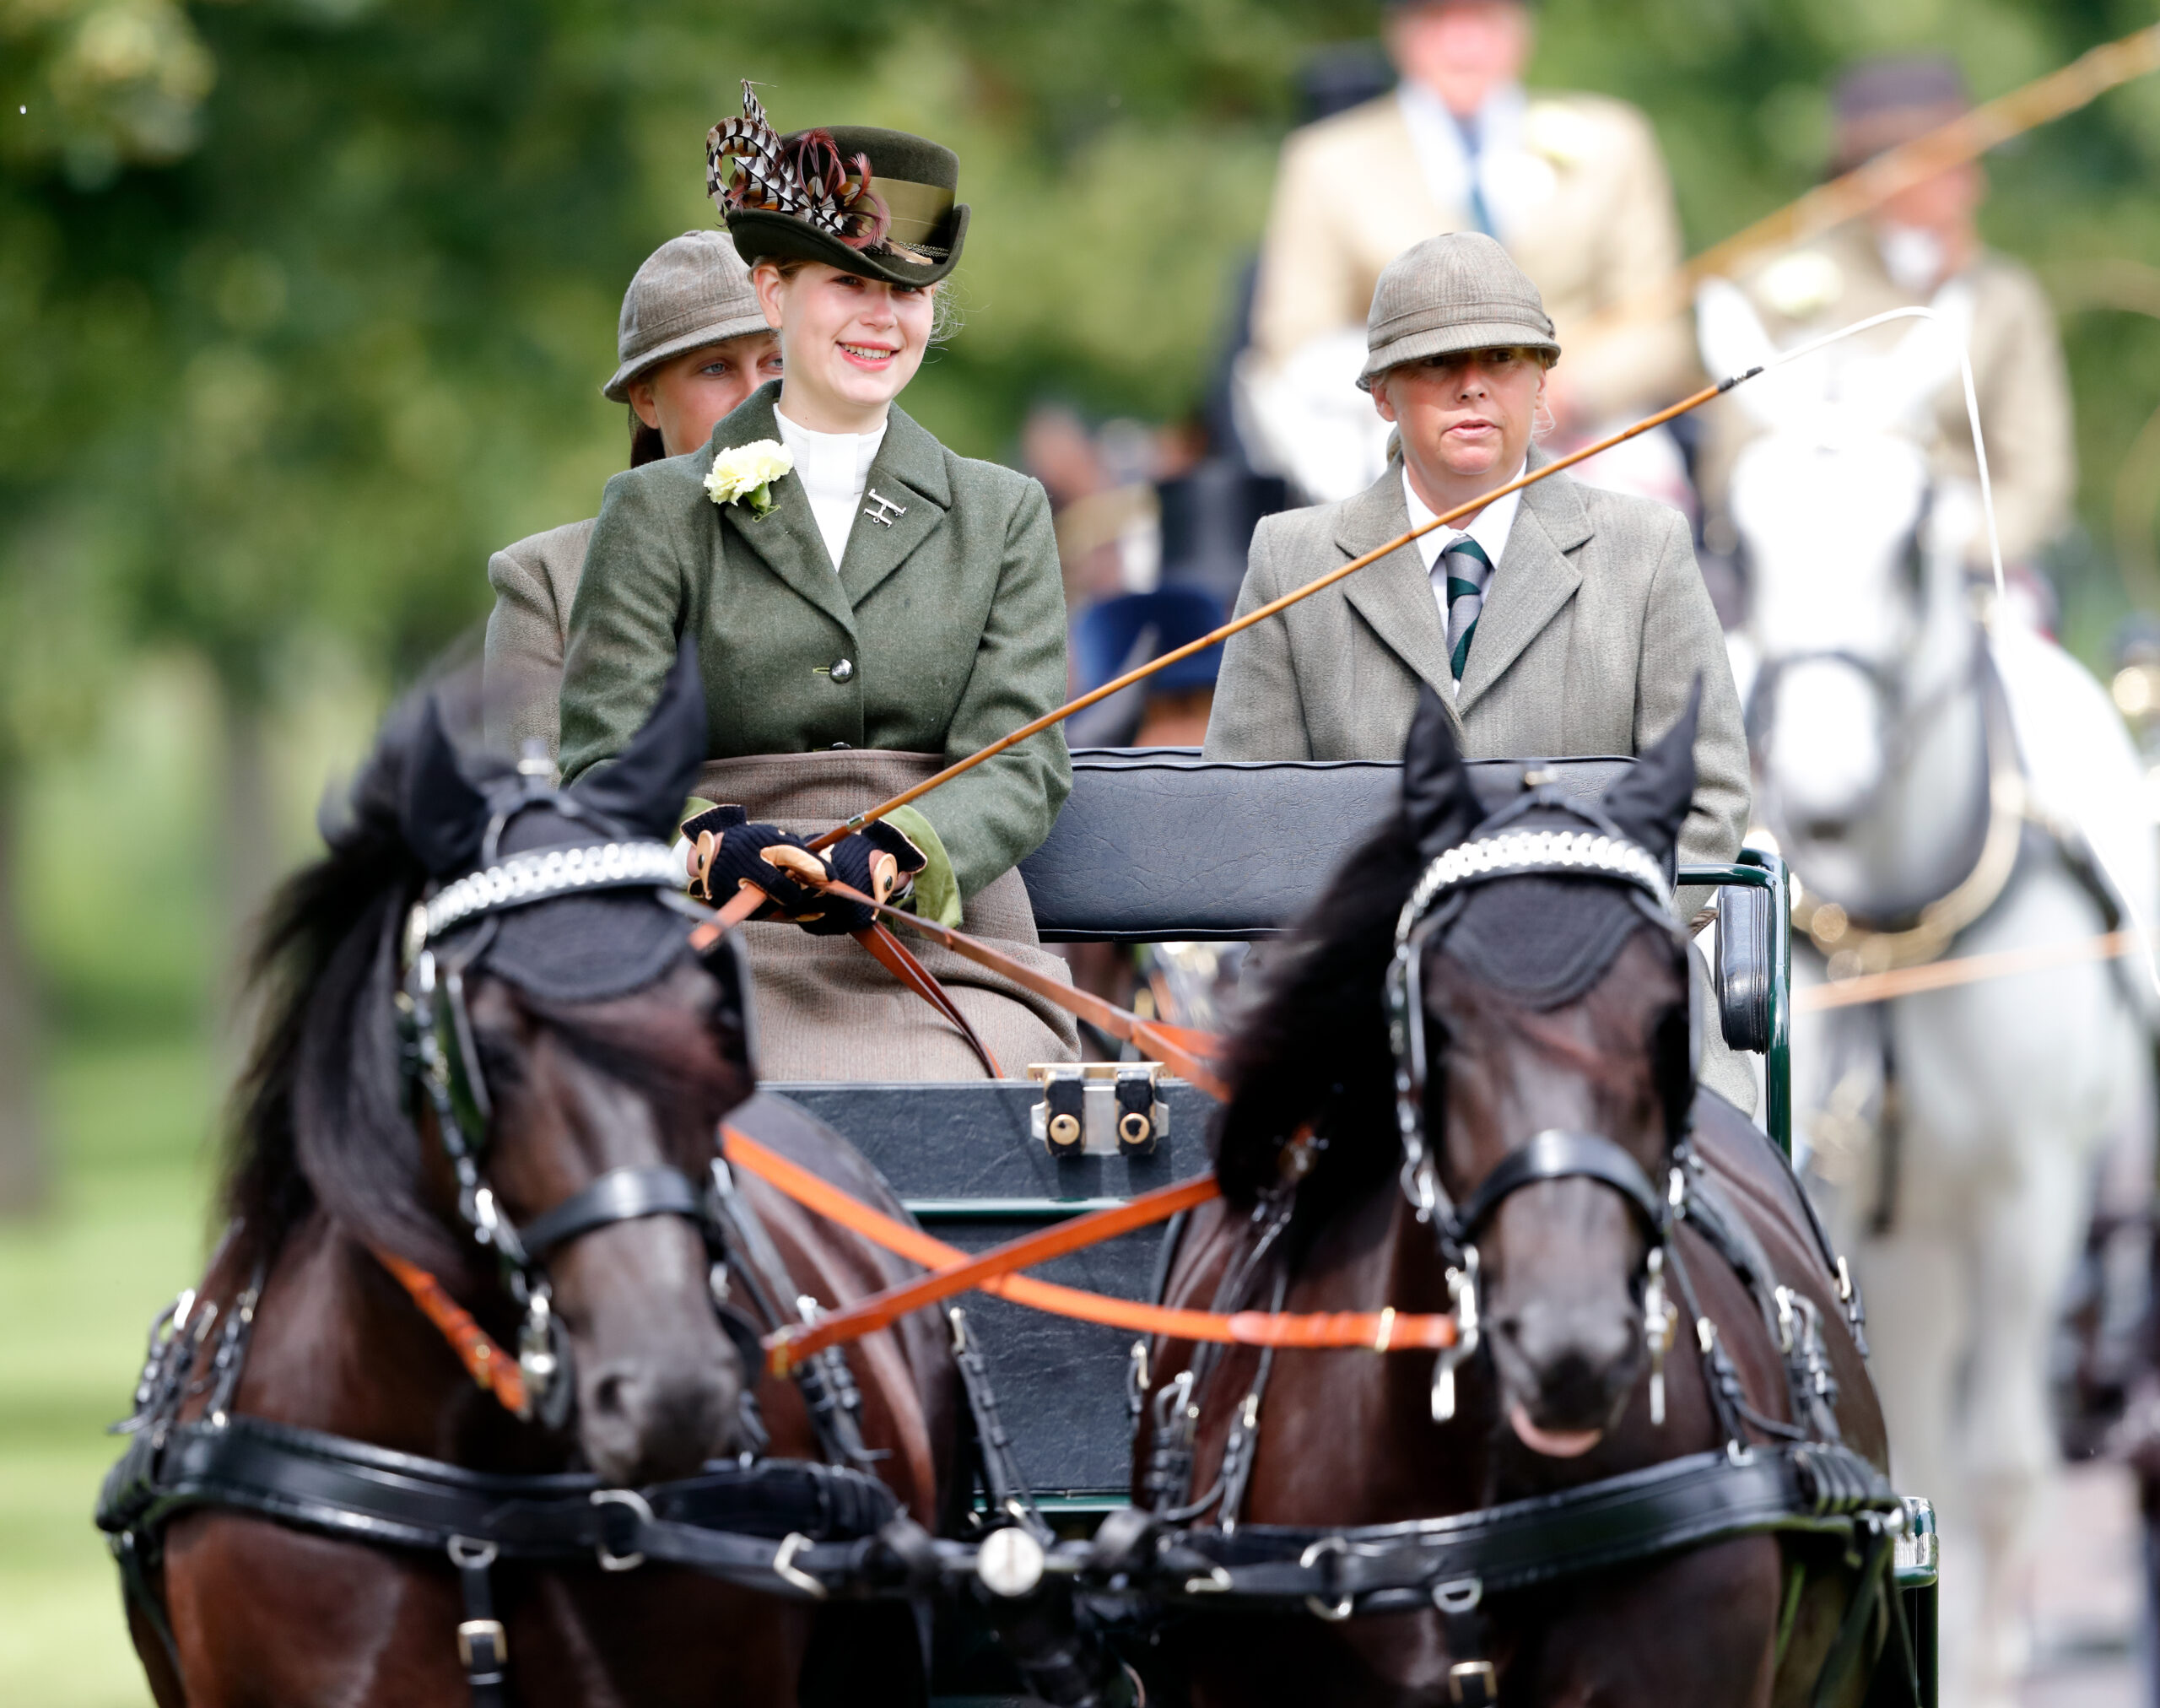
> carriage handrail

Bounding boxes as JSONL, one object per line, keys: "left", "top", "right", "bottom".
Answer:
{"left": 1682, "top": 851, "right": 1792, "bottom": 1158}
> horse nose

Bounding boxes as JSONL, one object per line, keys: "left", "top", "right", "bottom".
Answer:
{"left": 1496, "top": 1297, "right": 1638, "bottom": 1430}
{"left": 580, "top": 1358, "right": 737, "bottom": 1487}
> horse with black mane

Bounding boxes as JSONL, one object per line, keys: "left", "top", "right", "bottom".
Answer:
{"left": 1124, "top": 688, "right": 1905, "bottom": 1707}
{"left": 100, "top": 645, "right": 961, "bottom": 1706}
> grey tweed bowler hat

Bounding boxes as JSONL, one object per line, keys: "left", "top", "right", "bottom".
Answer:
{"left": 1358, "top": 232, "right": 1559, "bottom": 389}
{"left": 602, "top": 230, "right": 772, "bottom": 403}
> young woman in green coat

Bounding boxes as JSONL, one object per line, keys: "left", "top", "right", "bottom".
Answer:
{"left": 557, "top": 89, "right": 1076, "bottom": 1079}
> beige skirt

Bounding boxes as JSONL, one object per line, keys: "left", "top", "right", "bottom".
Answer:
{"left": 693, "top": 750, "right": 1079, "bottom": 1083}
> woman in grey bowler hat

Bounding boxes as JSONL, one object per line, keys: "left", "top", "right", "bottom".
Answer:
{"left": 483, "top": 230, "right": 782, "bottom": 756}
{"left": 1206, "top": 232, "right": 1754, "bottom": 1104}
{"left": 1207, "top": 230, "right": 1747, "bottom": 878}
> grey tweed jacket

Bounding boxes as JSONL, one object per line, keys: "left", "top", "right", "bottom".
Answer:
{"left": 483, "top": 516, "right": 597, "bottom": 759}
{"left": 1203, "top": 461, "right": 1750, "bottom": 876}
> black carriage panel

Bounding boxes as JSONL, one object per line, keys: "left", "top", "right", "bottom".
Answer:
{"left": 764, "top": 1081, "right": 1214, "bottom": 1500}
{"left": 796, "top": 753, "right": 1787, "bottom": 1513}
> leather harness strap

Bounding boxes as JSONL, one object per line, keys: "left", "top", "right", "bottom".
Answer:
{"left": 516, "top": 1166, "right": 706, "bottom": 1260}
{"left": 372, "top": 1247, "right": 529, "bottom": 1418}
{"left": 100, "top": 1411, "right": 934, "bottom": 1600}
{"left": 822, "top": 883, "right": 1230, "bottom": 1097}
{"left": 690, "top": 880, "right": 1229, "bottom": 1094}
{"left": 1098, "top": 1440, "right": 1903, "bottom": 1612}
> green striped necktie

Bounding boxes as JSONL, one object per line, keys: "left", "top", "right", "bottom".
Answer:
{"left": 1440, "top": 537, "right": 1494, "bottom": 681}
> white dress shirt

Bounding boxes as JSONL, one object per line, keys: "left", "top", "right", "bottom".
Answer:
{"left": 775, "top": 408, "right": 888, "bottom": 572}
{"left": 1397, "top": 81, "right": 1546, "bottom": 244}
{"left": 1403, "top": 462, "right": 1524, "bottom": 695}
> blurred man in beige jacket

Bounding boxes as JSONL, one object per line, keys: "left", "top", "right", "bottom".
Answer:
{"left": 1702, "top": 57, "right": 2073, "bottom": 585}
{"left": 1241, "top": 0, "right": 1697, "bottom": 500}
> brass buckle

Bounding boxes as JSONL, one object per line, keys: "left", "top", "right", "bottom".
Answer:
{"left": 456, "top": 1619, "right": 507, "bottom": 1670}
{"left": 1448, "top": 1659, "right": 1498, "bottom": 1705}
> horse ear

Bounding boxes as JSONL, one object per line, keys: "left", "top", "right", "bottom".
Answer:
{"left": 1401, "top": 684, "right": 1482, "bottom": 860}
{"left": 1602, "top": 678, "right": 1702, "bottom": 867}
{"left": 567, "top": 636, "right": 708, "bottom": 841}
{"left": 401, "top": 696, "right": 491, "bottom": 878}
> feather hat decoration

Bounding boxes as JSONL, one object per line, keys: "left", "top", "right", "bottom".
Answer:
{"left": 706, "top": 82, "right": 891, "bottom": 253}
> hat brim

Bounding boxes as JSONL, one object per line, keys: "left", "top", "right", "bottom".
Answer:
{"left": 1359, "top": 321, "right": 1561, "bottom": 389}
{"left": 602, "top": 311, "right": 777, "bottom": 402}
{"left": 726, "top": 204, "right": 969, "bottom": 289}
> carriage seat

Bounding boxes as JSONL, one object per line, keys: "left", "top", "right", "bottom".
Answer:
{"left": 1018, "top": 748, "right": 1632, "bottom": 942}
{"left": 1018, "top": 749, "right": 1776, "bottom": 1059}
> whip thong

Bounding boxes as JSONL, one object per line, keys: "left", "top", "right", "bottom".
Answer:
{"left": 709, "top": 305, "right": 1997, "bottom": 932}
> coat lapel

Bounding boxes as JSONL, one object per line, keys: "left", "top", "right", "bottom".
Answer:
{"left": 838, "top": 405, "right": 951, "bottom": 607}
{"left": 1336, "top": 469, "right": 1462, "bottom": 732}
{"left": 709, "top": 385, "right": 857, "bottom": 636}
{"left": 1455, "top": 462, "right": 1591, "bottom": 714}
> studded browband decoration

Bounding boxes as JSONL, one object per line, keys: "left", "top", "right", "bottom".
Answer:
{"left": 1396, "top": 829, "right": 1673, "bottom": 947}
{"left": 421, "top": 841, "right": 683, "bottom": 943}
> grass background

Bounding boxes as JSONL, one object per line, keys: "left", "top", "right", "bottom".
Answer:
{"left": 0, "top": 662, "right": 370, "bottom": 1704}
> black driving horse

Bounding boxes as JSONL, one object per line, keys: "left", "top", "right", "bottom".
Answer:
{"left": 1129, "top": 689, "right": 1904, "bottom": 1707}
{"left": 100, "top": 647, "right": 961, "bottom": 1705}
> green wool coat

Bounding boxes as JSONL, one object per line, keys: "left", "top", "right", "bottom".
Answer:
{"left": 558, "top": 381, "right": 1071, "bottom": 899}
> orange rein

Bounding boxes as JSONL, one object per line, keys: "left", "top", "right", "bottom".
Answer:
{"left": 370, "top": 1132, "right": 1461, "bottom": 1410}
{"left": 370, "top": 1246, "right": 529, "bottom": 1418}
{"left": 722, "top": 1128, "right": 1459, "bottom": 1375}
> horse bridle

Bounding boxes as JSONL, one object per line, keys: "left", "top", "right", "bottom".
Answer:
{"left": 1384, "top": 792, "right": 1693, "bottom": 1426}
{"left": 397, "top": 778, "right": 755, "bottom": 1430}
{"left": 1743, "top": 640, "right": 1980, "bottom": 840}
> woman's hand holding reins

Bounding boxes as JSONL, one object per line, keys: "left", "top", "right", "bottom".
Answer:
{"left": 684, "top": 805, "right": 926, "bottom": 935}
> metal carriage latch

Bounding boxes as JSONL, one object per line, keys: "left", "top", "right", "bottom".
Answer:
{"left": 1028, "top": 1062, "right": 1168, "bottom": 1158}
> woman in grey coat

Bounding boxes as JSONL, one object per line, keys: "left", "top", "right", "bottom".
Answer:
{"left": 1206, "top": 231, "right": 1749, "bottom": 878}
{"left": 1207, "top": 232, "right": 1756, "bottom": 1106}
{"left": 482, "top": 230, "right": 781, "bottom": 756}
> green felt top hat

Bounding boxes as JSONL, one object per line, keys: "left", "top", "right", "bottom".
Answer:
{"left": 707, "top": 84, "right": 968, "bottom": 289}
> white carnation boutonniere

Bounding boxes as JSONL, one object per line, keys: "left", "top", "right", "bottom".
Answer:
{"left": 704, "top": 439, "right": 793, "bottom": 518}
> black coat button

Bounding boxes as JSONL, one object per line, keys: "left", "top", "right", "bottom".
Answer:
{"left": 829, "top": 657, "right": 856, "bottom": 684}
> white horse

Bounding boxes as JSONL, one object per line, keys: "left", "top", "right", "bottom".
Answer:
{"left": 1701, "top": 283, "right": 2157, "bottom": 1708}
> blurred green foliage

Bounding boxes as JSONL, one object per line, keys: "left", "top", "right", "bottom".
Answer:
{"left": 5, "top": 0, "right": 2160, "bottom": 712}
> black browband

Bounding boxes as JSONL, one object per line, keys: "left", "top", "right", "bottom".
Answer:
{"left": 516, "top": 1165, "right": 710, "bottom": 1262}
{"left": 1450, "top": 1129, "right": 1668, "bottom": 1249}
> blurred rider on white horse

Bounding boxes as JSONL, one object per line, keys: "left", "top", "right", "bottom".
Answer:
{"left": 1698, "top": 55, "right": 2076, "bottom": 638}
{"left": 1697, "top": 66, "right": 2153, "bottom": 1704}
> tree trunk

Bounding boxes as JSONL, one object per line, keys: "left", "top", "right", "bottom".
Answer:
{"left": 0, "top": 770, "right": 49, "bottom": 1216}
